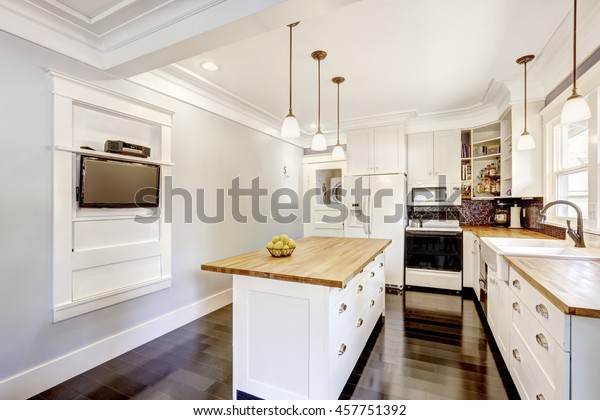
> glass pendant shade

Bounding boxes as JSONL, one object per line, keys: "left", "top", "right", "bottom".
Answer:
{"left": 281, "top": 113, "right": 300, "bottom": 138}
{"left": 332, "top": 144, "right": 345, "bottom": 160}
{"left": 561, "top": 94, "right": 591, "bottom": 124}
{"left": 517, "top": 131, "right": 535, "bottom": 151}
{"left": 311, "top": 131, "right": 327, "bottom": 151}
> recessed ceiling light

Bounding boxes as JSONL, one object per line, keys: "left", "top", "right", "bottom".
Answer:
{"left": 200, "top": 62, "right": 219, "bottom": 72}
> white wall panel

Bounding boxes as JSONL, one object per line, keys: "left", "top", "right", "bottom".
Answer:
{"left": 72, "top": 256, "right": 162, "bottom": 300}
{"left": 73, "top": 218, "right": 160, "bottom": 251}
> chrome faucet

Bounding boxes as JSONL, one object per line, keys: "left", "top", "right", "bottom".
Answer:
{"left": 538, "top": 200, "right": 586, "bottom": 248}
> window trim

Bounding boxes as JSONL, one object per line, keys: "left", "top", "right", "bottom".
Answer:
{"left": 544, "top": 91, "right": 598, "bottom": 230}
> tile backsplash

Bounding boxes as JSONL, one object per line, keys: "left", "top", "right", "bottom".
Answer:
{"left": 458, "top": 197, "right": 567, "bottom": 239}
{"left": 459, "top": 200, "right": 496, "bottom": 225}
{"left": 521, "top": 197, "right": 566, "bottom": 239}
{"left": 408, "top": 197, "right": 567, "bottom": 240}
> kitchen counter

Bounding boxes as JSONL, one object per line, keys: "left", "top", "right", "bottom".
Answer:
{"left": 506, "top": 256, "right": 600, "bottom": 318}
{"left": 201, "top": 236, "right": 391, "bottom": 288}
{"left": 201, "top": 236, "right": 390, "bottom": 400}
{"left": 461, "top": 225, "right": 557, "bottom": 239}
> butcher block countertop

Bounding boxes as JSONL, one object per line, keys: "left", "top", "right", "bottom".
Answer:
{"left": 461, "top": 226, "right": 557, "bottom": 239}
{"left": 506, "top": 256, "right": 600, "bottom": 318}
{"left": 201, "top": 236, "right": 391, "bottom": 288}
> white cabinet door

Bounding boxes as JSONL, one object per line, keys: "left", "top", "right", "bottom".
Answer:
{"left": 346, "top": 129, "right": 372, "bottom": 176}
{"left": 462, "top": 232, "right": 478, "bottom": 289}
{"left": 373, "top": 126, "right": 402, "bottom": 174}
{"left": 487, "top": 270, "right": 509, "bottom": 365}
{"left": 433, "top": 130, "right": 461, "bottom": 183}
{"left": 407, "top": 132, "right": 434, "bottom": 185}
{"left": 497, "top": 279, "right": 510, "bottom": 365}
{"left": 487, "top": 270, "right": 499, "bottom": 336}
{"left": 348, "top": 126, "right": 404, "bottom": 176}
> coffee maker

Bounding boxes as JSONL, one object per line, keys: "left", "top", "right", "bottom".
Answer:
{"left": 494, "top": 202, "right": 510, "bottom": 227}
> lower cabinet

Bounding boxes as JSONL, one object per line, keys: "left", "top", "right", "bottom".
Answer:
{"left": 462, "top": 231, "right": 479, "bottom": 290}
{"left": 483, "top": 263, "right": 600, "bottom": 399}
{"left": 486, "top": 270, "right": 510, "bottom": 365}
{"left": 508, "top": 269, "right": 569, "bottom": 399}
{"left": 233, "top": 252, "right": 385, "bottom": 400}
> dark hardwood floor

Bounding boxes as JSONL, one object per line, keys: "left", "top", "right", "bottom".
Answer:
{"left": 31, "top": 290, "right": 519, "bottom": 400}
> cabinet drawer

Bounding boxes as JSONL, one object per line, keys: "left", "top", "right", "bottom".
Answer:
{"left": 366, "top": 253, "right": 385, "bottom": 295}
{"left": 509, "top": 270, "right": 570, "bottom": 351}
{"left": 511, "top": 295, "right": 569, "bottom": 396}
{"left": 329, "top": 267, "right": 368, "bottom": 309}
{"left": 510, "top": 323, "right": 559, "bottom": 400}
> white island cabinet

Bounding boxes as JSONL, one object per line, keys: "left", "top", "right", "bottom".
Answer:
{"left": 202, "top": 237, "right": 390, "bottom": 400}
{"left": 506, "top": 257, "right": 600, "bottom": 400}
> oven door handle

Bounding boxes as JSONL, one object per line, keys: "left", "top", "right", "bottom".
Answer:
{"left": 405, "top": 231, "right": 462, "bottom": 237}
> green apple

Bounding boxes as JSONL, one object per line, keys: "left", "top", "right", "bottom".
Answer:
{"left": 266, "top": 242, "right": 274, "bottom": 249}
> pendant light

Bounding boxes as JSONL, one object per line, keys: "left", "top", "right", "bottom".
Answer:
{"left": 311, "top": 50, "right": 328, "bottom": 151}
{"left": 331, "top": 77, "right": 345, "bottom": 160}
{"left": 516, "top": 54, "right": 535, "bottom": 151}
{"left": 561, "top": 0, "right": 591, "bottom": 124}
{"left": 280, "top": 22, "right": 300, "bottom": 139}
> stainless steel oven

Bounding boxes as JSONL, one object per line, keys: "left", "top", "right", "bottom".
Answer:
{"left": 405, "top": 223, "right": 463, "bottom": 292}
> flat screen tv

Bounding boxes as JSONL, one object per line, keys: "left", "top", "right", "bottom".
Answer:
{"left": 79, "top": 156, "right": 160, "bottom": 208}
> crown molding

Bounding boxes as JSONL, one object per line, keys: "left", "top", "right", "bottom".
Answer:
{"left": 341, "top": 111, "right": 414, "bottom": 131}
{"left": 0, "top": 1, "right": 103, "bottom": 67}
{"left": 129, "top": 65, "right": 305, "bottom": 149}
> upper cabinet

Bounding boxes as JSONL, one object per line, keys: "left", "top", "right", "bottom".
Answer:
{"left": 347, "top": 125, "right": 405, "bottom": 175}
{"left": 501, "top": 105, "right": 543, "bottom": 198}
{"left": 407, "top": 129, "right": 461, "bottom": 185}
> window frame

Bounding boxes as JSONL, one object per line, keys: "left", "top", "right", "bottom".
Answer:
{"left": 545, "top": 90, "right": 598, "bottom": 231}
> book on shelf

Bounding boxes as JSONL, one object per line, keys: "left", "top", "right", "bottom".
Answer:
{"left": 461, "top": 163, "right": 472, "bottom": 181}
{"left": 461, "top": 143, "right": 472, "bottom": 158}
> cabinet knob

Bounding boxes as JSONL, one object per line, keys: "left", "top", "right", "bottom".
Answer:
{"left": 357, "top": 284, "right": 364, "bottom": 293}
{"left": 512, "top": 302, "right": 521, "bottom": 313}
{"left": 536, "top": 333, "right": 549, "bottom": 350}
{"left": 378, "top": 286, "right": 384, "bottom": 293}
{"left": 370, "top": 271, "right": 375, "bottom": 278}
{"left": 535, "top": 304, "right": 549, "bottom": 319}
{"left": 369, "top": 299, "right": 375, "bottom": 308}
{"left": 512, "top": 279, "right": 521, "bottom": 290}
{"left": 338, "top": 303, "right": 347, "bottom": 314}
{"left": 512, "top": 348, "right": 521, "bottom": 362}
{"left": 379, "top": 262, "right": 384, "bottom": 268}
{"left": 356, "top": 318, "right": 364, "bottom": 328}
{"left": 535, "top": 393, "right": 545, "bottom": 400}
{"left": 338, "top": 344, "right": 347, "bottom": 356}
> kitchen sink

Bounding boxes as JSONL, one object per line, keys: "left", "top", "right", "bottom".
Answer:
{"left": 480, "top": 237, "right": 600, "bottom": 280}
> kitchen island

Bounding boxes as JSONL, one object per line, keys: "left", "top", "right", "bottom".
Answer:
{"left": 201, "top": 236, "right": 391, "bottom": 400}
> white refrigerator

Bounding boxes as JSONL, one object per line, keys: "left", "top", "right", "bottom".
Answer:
{"left": 344, "top": 173, "right": 407, "bottom": 288}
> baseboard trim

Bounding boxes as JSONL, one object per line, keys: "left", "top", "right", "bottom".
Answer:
{"left": 0, "top": 288, "right": 232, "bottom": 400}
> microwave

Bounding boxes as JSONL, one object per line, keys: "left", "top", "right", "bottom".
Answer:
{"left": 409, "top": 185, "right": 461, "bottom": 206}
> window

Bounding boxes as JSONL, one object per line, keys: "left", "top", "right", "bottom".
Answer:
{"left": 553, "top": 121, "right": 589, "bottom": 219}
{"left": 547, "top": 90, "right": 598, "bottom": 230}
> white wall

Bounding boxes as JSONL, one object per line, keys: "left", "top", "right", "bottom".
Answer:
{"left": 0, "top": 31, "right": 303, "bottom": 398}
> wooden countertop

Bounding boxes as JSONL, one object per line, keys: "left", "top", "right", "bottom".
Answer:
{"left": 201, "top": 236, "right": 391, "bottom": 288}
{"left": 506, "top": 257, "right": 600, "bottom": 318}
{"left": 461, "top": 226, "right": 557, "bottom": 239}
